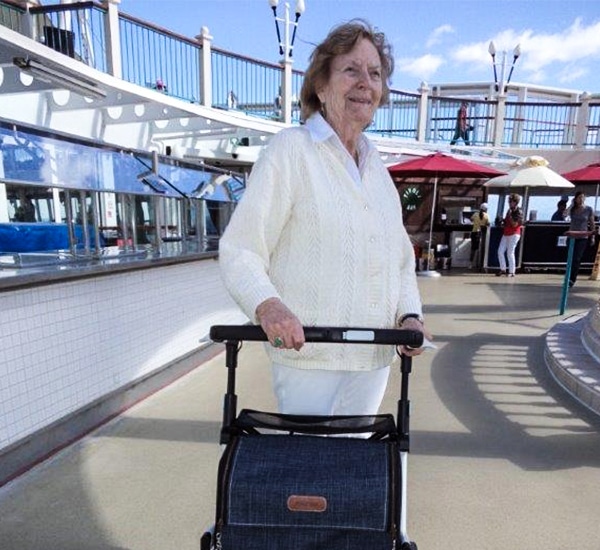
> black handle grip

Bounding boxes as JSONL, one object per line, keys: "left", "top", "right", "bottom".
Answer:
{"left": 210, "top": 325, "right": 423, "bottom": 348}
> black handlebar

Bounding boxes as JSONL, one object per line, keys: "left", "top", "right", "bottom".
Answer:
{"left": 210, "top": 325, "right": 424, "bottom": 348}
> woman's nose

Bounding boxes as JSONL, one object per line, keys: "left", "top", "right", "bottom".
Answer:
{"left": 355, "top": 68, "right": 374, "bottom": 87}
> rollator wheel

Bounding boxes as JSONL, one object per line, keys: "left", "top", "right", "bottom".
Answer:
{"left": 400, "top": 542, "right": 418, "bottom": 550}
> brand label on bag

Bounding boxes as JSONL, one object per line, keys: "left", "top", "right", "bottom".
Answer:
{"left": 287, "top": 495, "right": 327, "bottom": 513}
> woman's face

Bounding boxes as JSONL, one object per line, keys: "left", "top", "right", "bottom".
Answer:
{"left": 576, "top": 193, "right": 586, "bottom": 206}
{"left": 317, "top": 38, "right": 383, "bottom": 133}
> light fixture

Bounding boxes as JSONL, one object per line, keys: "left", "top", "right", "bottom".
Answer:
{"left": 487, "top": 41, "right": 521, "bottom": 94}
{"left": 268, "top": 0, "right": 284, "bottom": 56}
{"left": 488, "top": 41, "right": 498, "bottom": 90}
{"left": 268, "top": 0, "right": 305, "bottom": 59}
{"left": 289, "top": 0, "right": 305, "bottom": 57}
{"left": 13, "top": 57, "right": 106, "bottom": 99}
{"left": 267, "top": 0, "right": 306, "bottom": 124}
{"left": 505, "top": 44, "right": 521, "bottom": 85}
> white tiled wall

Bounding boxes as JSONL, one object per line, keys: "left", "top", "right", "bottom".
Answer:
{"left": 0, "top": 259, "right": 247, "bottom": 450}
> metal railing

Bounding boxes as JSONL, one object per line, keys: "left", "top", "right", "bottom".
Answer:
{"left": 586, "top": 102, "right": 600, "bottom": 147}
{"left": 211, "top": 47, "right": 297, "bottom": 120}
{"left": 0, "top": 0, "right": 22, "bottom": 32}
{"left": 29, "top": 1, "right": 108, "bottom": 72}
{"left": 370, "top": 90, "right": 419, "bottom": 140}
{"left": 427, "top": 97, "right": 497, "bottom": 146}
{"left": 503, "top": 101, "right": 578, "bottom": 148}
{"left": 119, "top": 13, "right": 201, "bottom": 101}
{"left": 2, "top": 0, "right": 600, "bottom": 148}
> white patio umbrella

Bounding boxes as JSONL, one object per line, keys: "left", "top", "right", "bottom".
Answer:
{"left": 484, "top": 155, "right": 574, "bottom": 218}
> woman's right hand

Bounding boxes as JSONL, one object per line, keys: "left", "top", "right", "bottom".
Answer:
{"left": 255, "top": 297, "right": 305, "bottom": 351}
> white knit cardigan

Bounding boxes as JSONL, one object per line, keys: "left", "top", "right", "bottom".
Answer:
{"left": 219, "top": 120, "right": 423, "bottom": 371}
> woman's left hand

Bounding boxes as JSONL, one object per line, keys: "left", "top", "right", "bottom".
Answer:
{"left": 399, "top": 317, "right": 432, "bottom": 356}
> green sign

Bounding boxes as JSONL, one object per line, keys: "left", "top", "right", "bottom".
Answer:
{"left": 401, "top": 186, "right": 423, "bottom": 211}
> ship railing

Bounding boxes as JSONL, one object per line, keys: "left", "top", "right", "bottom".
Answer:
{"left": 1, "top": 0, "right": 600, "bottom": 149}
{"left": 0, "top": 0, "right": 22, "bottom": 32}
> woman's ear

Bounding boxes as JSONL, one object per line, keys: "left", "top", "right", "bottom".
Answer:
{"left": 315, "top": 79, "right": 327, "bottom": 104}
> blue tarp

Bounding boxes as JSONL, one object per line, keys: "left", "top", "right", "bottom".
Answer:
{"left": 0, "top": 223, "right": 95, "bottom": 252}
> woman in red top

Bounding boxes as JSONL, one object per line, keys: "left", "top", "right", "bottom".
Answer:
{"left": 496, "top": 193, "right": 524, "bottom": 277}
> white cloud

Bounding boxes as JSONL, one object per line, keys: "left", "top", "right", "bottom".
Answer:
{"left": 397, "top": 54, "right": 445, "bottom": 82}
{"left": 447, "top": 18, "right": 600, "bottom": 87}
{"left": 426, "top": 24, "right": 454, "bottom": 49}
{"left": 557, "top": 65, "right": 588, "bottom": 86}
{"left": 520, "top": 18, "right": 600, "bottom": 70}
{"left": 451, "top": 29, "right": 524, "bottom": 67}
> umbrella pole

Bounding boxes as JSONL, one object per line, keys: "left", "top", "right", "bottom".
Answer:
{"left": 419, "top": 176, "right": 441, "bottom": 277}
{"left": 427, "top": 177, "right": 436, "bottom": 269}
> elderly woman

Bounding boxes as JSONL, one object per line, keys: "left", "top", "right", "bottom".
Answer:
{"left": 219, "top": 19, "right": 430, "bottom": 416}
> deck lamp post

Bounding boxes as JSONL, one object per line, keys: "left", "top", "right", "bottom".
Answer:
{"left": 268, "top": 0, "right": 305, "bottom": 123}
{"left": 488, "top": 41, "right": 521, "bottom": 95}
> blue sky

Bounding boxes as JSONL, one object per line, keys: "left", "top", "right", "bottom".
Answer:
{"left": 121, "top": 0, "right": 600, "bottom": 93}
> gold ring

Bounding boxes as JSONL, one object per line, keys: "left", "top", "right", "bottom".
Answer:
{"left": 273, "top": 337, "right": 283, "bottom": 348}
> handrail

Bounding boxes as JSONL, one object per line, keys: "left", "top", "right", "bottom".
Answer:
{"left": 28, "top": 1, "right": 102, "bottom": 14}
{"left": 1, "top": 0, "right": 599, "bottom": 149}
{"left": 0, "top": 0, "right": 23, "bottom": 7}
{"left": 0, "top": 0, "right": 23, "bottom": 31}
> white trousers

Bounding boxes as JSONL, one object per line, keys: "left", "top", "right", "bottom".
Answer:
{"left": 497, "top": 233, "right": 520, "bottom": 274}
{"left": 272, "top": 363, "right": 390, "bottom": 416}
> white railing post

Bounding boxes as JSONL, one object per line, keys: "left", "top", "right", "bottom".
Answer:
{"left": 575, "top": 92, "right": 591, "bottom": 149}
{"left": 510, "top": 87, "right": 527, "bottom": 145}
{"left": 490, "top": 47, "right": 514, "bottom": 148}
{"left": 0, "top": 185, "right": 7, "bottom": 223}
{"left": 21, "top": 1, "right": 36, "bottom": 39}
{"left": 0, "top": 154, "right": 7, "bottom": 222}
{"left": 281, "top": 58, "right": 292, "bottom": 124}
{"left": 104, "top": 0, "right": 122, "bottom": 77}
{"left": 196, "top": 26, "right": 213, "bottom": 107}
{"left": 416, "top": 81, "right": 430, "bottom": 142}
{"left": 280, "top": 2, "right": 293, "bottom": 124}
{"left": 493, "top": 95, "right": 506, "bottom": 147}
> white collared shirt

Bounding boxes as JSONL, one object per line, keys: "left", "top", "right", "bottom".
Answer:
{"left": 304, "top": 112, "right": 370, "bottom": 187}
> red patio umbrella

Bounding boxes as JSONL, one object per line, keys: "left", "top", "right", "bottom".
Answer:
{"left": 388, "top": 152, "right": 505, "bottom": 274}
{"left": 562, "top": 162, "right": 600, "bottom": 211}
{"left": 562, "top": 162, "right": 600, "bottom": 183}
{"left": 388, "top": 152, "right": 505, "bottom": 179}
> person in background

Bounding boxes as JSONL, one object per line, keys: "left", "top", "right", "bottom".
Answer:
{"left": 14, "top": 194, "right": 36, "bottom": 222}
{"left": 567, "top": 191, "right": 596, "bottom": 288}
{"left": 219, "top": 19, "right": 431, "bottom": 417}
{"left": 227, "top": 90, "right": 238, "bottom": 110}
{"left": 470, "top": 202, "right": 490, "bottom": 269}
{"left": 496, "top": 193, "right": 523, "bottom": 277}
{"left": 551, "top": 199, "right": 568, "bottom": 221}
{"left": 154, "top": 79, "right": 167, "bottom": 93}
{"left": 450, "top": 101, "right": 471, "bottom": 145}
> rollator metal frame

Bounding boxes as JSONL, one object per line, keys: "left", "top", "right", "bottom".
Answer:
{"left": 203, "top": 325, "right": 423, "bottom": 550}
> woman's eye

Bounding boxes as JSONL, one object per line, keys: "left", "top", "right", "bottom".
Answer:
{"left": 345, "top": 67, "right": 359, "bottom": 76}
{"left": 370, "top": 70, "right": 382, "bottom": 80}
